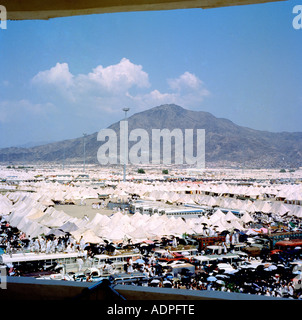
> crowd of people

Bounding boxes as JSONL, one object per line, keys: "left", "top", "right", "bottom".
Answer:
{"left": 0, "top": 216, "right": 88, "bottom": 256}
{"left": 116, "top": 253, "right": 302, "bottom": 299}
{"left": 149, "top": 273, "right": 299, "bottom": 299}
{"left": 1, "top": 212, "right": 302, "bottom": 299}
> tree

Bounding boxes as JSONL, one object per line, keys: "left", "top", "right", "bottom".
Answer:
{"left": 162, "top": 169, "right": 169, "bottom": 174}
{"left": 137, "top": 168, "right": 145, "bottom": 174}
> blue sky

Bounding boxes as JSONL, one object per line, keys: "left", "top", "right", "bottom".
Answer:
{"left": 0, "top": 1, "right": 301, "bottom": 147}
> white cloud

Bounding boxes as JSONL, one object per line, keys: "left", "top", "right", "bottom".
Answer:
{"left": 168, "top": 71, "right": 210, "bottom": 104}
{"left": 81, "top": 58, "right": 150, "bottom": 92}
{"left": 168, "top": 71, "right": 203, "bottom": 91}
{"left": 31, "top": 59, "right": 210, "bottom": 114}
{"left": 32, "top": 58, "right": 150, "bottom": 94}
{"left": 31, "top": 58, "right": 152, "bottom": 108}
{"left": 32, "top": 62, "right": 74, "bottom": 88}
{"left": 127, "top": 90, "right": 178, "bottom": 109}
{"left": 127, "top": 72, "right": 210, "bottom": 110}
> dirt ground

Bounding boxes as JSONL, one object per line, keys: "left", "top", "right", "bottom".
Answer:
{"left": 54, "top": 198, "right": 114, "bottom": 220}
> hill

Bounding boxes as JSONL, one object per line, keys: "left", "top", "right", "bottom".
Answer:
{"left": 1, "top": 104, "right": 301, "bottom": 168}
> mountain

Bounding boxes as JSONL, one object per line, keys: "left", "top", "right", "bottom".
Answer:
{"left": 14, "top": 140, "right": 57, "bottom": 148}
{"left": 1, "top": 104, "right": 301, "bottom": 168}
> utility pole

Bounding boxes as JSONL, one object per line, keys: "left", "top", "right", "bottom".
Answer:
{"left": 122, "top": 108, "right": 129, "bottom": 182}
{"left": 62, "top": 147, "right": 65, "bottom": 171}
{"left": 83, "top": 133, "right": 87, "bottom": 173}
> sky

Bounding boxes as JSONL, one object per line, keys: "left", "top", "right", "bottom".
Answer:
{"left": 0, "top": 0, "right": 302, "bottom": 148}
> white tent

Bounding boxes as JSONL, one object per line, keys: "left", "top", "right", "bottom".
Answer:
{"left": 86, "top": 212, "right": 110, "bottom": 228}
{"left": 207, "top": 197, "right": 218, "bottom": 207}
{"left": 210, "top": 218, "right": 228, "bottom": 232}
{"left": 225, "top": 211, "right": 240, "bottom": 221}
{"left": 228, "top": 219, "right": 244, "bottom": 231}
{"left": 209, "top": 209, "right": 225, "bottom": 224}
{"left": 290, "top": 206, "right": 302, "bottom": 218}
{"left": 23, "top": 221, "right": 50, "bottom": 238}
{"left": 60, "top": 221, "right": 79, "bottom": 233}
{"left": 121, "top": 223, "right": 136, "bottom": 235}
{"left": 271, "top": 202, "right": 290, "bottom": 216}
{"left": 241, "top": 211, "right": 254, "bottom": 224}
{"left": 192, "top": 224, "right": 206, "bottom": 234}
{"left": 128, "top": 227, "right": 150, "bottom": 240}
{"left": 260, "top": 202, "right": 273, "bottom": 214}
{"left": 79, "top": 229, "right": 104, "bottom": 243}
{"left": 27, "top": 208, "right": 47, "bottom": 221}
{"left": 0, "top": 195, "right": 12, "bottom": 215}
{"left": 101, "top": 226, "right": 128, "bottom": 241}
{"left": 245, "top": 202, "right": 258, "bottom": 213}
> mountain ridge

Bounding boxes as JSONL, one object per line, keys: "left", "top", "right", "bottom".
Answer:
{"left": 1, "top": 104, "right": 301, "bottom": 168}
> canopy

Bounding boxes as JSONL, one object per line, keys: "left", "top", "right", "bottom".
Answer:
{"left": 75, "top": 229, "right": 103, "bottom": 243}
{"left": 60, "top": 221, "right": 79, "bottom": 233}
{"left": 47, "top": 228, "right": 66, "bottom": 237}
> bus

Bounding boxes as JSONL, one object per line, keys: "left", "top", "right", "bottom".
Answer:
{"left": 153, "top": 250, "right": 189, "bottom": 263}
{"left": 171, "top": 248, "right": 198, "bottom": 257}
{"left": 192, "top": 252, "right": 242, "bottom": 266}
{"left": 271, "top": 239, "right": 302, "bottom": 257}
{"left": 191, "top": 235, "right": 226, "bottom": 251}
{"left": 93, "top": 253, "right": 143, "bottom": 273}
{"left": 265, "top": 231, "right": 302, "bottom": 248}
{"left": 0, "top": 252, "right": 83, "bottom": 274}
